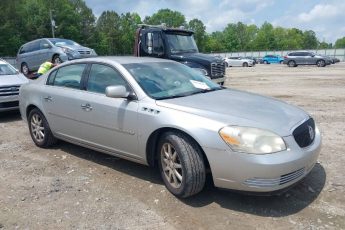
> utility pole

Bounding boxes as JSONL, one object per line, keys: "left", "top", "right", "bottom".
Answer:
{"left": 49, "top": 9, "right": 55, "bottom": 38}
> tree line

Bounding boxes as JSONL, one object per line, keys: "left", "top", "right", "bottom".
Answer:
{"left": 1, "top": 0, "right": 345, "bottom": 56}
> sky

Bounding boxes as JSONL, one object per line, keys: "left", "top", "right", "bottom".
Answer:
{"left": 83, "top": 0, "right": 345, "bottom": 43}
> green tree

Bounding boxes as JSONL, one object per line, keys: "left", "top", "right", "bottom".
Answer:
{"left": 119, "top": 13, "right": 142, "bottom": 55}
{"left": 188, "top": 18, "right": 206, "bottom": 52}
{"left": 334, "top": 37, "right": 345, "bottom": 48}
{"left": 254, "top": 22, "right": 276, "bottom": 50}
{"left": 143, "top": 9, "right": 185, "bottom": 27}
{"left": 302, "top": 30, "right": 318, "bottom": 49}
{"left": 95, "top": 11, "right": 121, "bottom": 55}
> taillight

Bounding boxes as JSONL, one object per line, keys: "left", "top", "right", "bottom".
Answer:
{"left": 283, "top": 56, "right": 287, "bottom": 59}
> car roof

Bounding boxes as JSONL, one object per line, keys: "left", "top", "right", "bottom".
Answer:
{"left": 69, "top": 56, "right": 174, "bottom": 65}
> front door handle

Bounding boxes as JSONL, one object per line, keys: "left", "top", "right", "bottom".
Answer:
{"left": 44, "top": 96, "right": 52, "bottom": 102}
{"left": 81, "top": 103, "right": 92, "bottom": 111}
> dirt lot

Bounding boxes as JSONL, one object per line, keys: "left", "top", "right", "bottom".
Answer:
{"left": 1, "top": 63, "right": 345, "bottom": 229}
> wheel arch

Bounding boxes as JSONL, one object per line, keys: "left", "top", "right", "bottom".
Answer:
{"left": 26, "top": 104, "right": 43, "bottom": 121}
{"left": 146, "top": 127, "right": 211, "bottom": 171}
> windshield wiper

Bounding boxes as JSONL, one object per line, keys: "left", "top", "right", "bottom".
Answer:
{"left": 156, "top": 94, "right": 190, "bottom": 100}
{"left": 188, "top": 87, "right": 222, "bottom": 95}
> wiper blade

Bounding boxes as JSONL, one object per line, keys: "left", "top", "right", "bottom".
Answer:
{"left": 156, "top": 94, "right": 189, "bottom": 100}
{"left": 189, "top": 87, "right": 222, "bottom": 95}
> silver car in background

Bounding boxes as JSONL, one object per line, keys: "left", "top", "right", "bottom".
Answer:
{"left": 16, "top": 38, "right": 97, "bottom": 75}
{"left": 0, "top": 58, "right": 29, "bottom": 112}
{"left": 283, "top": 51, "right": 332, "bottom": 67}
{"left": 223, "top": 57, "right": 254, "bottom": 67}
{"left": 19, "top": 57, "right": 321, "bottom": 198}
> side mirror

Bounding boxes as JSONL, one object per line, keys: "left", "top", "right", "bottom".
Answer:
{"left": 106, "top": 85, "right": 134, "bottom": 99}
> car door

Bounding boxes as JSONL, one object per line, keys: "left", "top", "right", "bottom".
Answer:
{"left": 28, "top": 40, "right": 42, "bottom": 70}
{"left": 39, "top": 39, "right": 52, "bottom": 63}
{"left": 76, "top": 63, "right": 140, "bottom": 160}
{"left": 42, "top": 63, "right": 87, "bottom": 140}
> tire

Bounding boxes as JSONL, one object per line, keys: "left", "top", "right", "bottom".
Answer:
{"left": 316, "top": 59, "right": 326, "bottom": 67}
{"left": 263, "top": 60, "right": 268, "bottom": 64}
{"left": 21, "top": 63, "right": 29, "bottom": 75}
{"left": 243, "top": 62, "right": 248, "bottom": 67}
{"left": 288, "top": 60, "right": 296, "bottom": 67}
{"left": 158, "top": 131, "right": 206, "bottom": 198}
{"left": 279, "top": 60, "right": 283, "bottom": 64}
{"left": 28, "top": 108, "right": 57, "bottom": 148}
{"left": 52, "top": 55, "right": 62, "bottom": 64}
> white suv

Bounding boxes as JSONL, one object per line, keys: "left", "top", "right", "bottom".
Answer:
{"left": 0, "top": 58, "right": 29, "bottom": 112}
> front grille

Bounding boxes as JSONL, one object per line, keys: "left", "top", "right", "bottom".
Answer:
{"left": 293, "top": 118, "right": 315, "bottom": 148}
{"left": 243, "top": 168, "right": 305, "bottom": 188}
{"left": 78, "top": 50, "right": 91, "bottom": 55}
{"left": 211, "top": 62, "right": 225, "bottom": 79}
{"left": 0, "top": 85, "right": 20, "bottom": 97}
{"left": 0, "top": 101, "right": 19, "bottom": 109}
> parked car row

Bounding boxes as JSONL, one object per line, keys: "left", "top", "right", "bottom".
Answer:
{"left": 223, "top": 52, "right": 340, "bottom": 68}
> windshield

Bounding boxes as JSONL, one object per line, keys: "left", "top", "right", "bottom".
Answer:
{"left": 166, "top": 33, "right": 198, "bottom": 54}
{"left": 124, "top": 62, "right": 222, "bottom": 100}
{"left": 0, "top": 63, "right": 17, "bottom": 75}
{"left": 48, "top": 38, "right": 80, "bottom": 47}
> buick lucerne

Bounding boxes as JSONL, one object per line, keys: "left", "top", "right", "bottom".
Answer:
{"left": 19, "top": 57, "right": 321, "bottom": 198}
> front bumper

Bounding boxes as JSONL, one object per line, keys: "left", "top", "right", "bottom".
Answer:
{"left": 211, "top": 76, "right": 226, "bottom": 85}
{"left": 204, "top": 128, "right": 321, "bottom": 192}
{"left": 0, "top": 95, "right": 19, "bottom": 112}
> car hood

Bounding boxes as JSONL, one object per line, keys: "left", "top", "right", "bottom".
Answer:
{"left": 171, "top": 52, "right": 223, "bottom": 65}
{"left": 58, "top": 44, "right": 92, "bottom": 51}
{"left": 0, "top": 73, "right": 29, "bottom": 86}
{"left": 156, "top": 89, "right": 309, "bottom": 136}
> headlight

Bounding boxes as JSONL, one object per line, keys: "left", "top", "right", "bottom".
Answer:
{"left": 194, "top": 68, "right": 208, "bottom": 76}
{"left": 62, "top": 47, "right": 73, "bottom": 53}
{"left": 219, "top": 126, "right": 286, "bottom": 154}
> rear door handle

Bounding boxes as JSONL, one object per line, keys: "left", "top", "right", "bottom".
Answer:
{"left": 44, "top": 96, "right": 52, "bottom": 102}
{"left": 81, "top": 103, "right": 92, "bottom": 111}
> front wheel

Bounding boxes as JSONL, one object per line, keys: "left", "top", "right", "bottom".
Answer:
{"left": 243, "top": 62, "right": 248, "bottom": 67}
{"left": 28, "top": 108, "right": 57, "bottom": 148}
{"left": 158, "top": 132, "right": 206, "bottom": 198}
{"left": 263, "top": 60, "right": 268, "bottom": 64}
{"left": 280, "top": 60, "right": 283, "bottom": 64}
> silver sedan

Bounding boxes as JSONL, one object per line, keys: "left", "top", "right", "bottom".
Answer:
{"left": 19, "top": 57, "right": 321, "bottom": 198}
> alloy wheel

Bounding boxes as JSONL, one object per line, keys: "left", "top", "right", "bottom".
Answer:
{"left": 30, "top": 113, "right": 45, "bottom": 143}
{"left": 161, "top": 143, "right": 183, "bottom": 189}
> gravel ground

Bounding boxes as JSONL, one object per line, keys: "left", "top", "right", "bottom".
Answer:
{"left": 0, "top": 63, "right": 345, "bottom": 229}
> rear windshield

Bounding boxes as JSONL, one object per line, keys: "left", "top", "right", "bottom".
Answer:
{"left": 0, "top": 64, "right": 17, "bottom": 75}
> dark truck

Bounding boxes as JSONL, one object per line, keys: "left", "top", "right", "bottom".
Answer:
{"left": 134, "top": 24, "right": 226, "bottom": 85}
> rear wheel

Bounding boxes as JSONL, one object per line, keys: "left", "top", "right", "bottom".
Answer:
{"left": 243, "top": 62, "right": 248, "bottom": 67}
{"left": 21, "top": 63, "right": 29, "bottom": 75}
{"left": 316, "top": 59, "right": 326, "bottom": 67}
{"left": 288, "top": 60, "right": 296, "bottom": 67}
{"left": 158, "top": 132, "right": 206, "bottom": 198}
{"left": 28, "top": 108, "right": 57, "bottom": 148}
